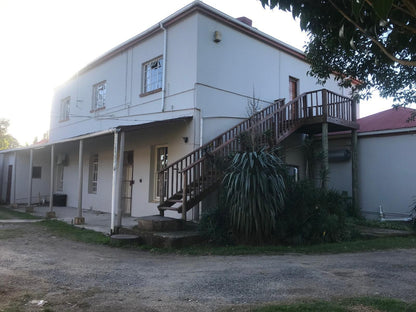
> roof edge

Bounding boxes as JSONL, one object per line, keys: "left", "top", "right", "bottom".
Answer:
{"left": 62, "top": 1, "right": 306, "bottom": 84}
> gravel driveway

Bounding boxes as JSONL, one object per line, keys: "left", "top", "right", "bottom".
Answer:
{"left": 1, "top": 223, "right": 415, "bottom": 311}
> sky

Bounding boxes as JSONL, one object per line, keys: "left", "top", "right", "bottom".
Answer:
{"left": 0, "top": 0, "right": 396, "bottom": 145}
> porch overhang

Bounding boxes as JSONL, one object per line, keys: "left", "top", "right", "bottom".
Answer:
{"left": 116, "top": 116, "right": 193, "bottom": 133}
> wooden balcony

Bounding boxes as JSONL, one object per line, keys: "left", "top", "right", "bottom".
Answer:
{"left": 157, "top": 89, "right": 358, "bottom": 219}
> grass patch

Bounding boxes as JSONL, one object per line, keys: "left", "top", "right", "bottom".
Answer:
{"left": 0, "top": 206, "right": 40, "bottom": 220}
{"left": 251, "top": 297, "right": 416, "bottom": 312}
{"left": 17, "top": 214, "right": 414, "bottom": 256}
{"left": 352, "top": 218, "right": 414, "bottom": 231}
{"left": 0, "top": 227, "right": 27, "bottom": 240}
{"left": 37, "top": 220, "right": 110, "bottom": 245}
{"left": 160, "top": 235, "right": 416, "bottom": 256}
{"left": 35, "top": 219, "right": 416, "bottom": 255}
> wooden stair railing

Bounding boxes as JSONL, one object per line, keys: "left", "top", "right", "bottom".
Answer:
{"left": 158, "top": 89, "right": 354, "bottom": 219}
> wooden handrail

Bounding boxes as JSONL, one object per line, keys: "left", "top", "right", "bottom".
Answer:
{"left": 158, "top": 89, "right": 354, "bottom": 215}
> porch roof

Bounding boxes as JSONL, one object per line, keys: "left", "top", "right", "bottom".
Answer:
{"left": 0, "top": 116, "right": 192, "bottom": 154}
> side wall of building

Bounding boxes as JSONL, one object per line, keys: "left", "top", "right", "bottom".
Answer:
{"left": 329, "top": 133, "right": 416, "bottom": 218}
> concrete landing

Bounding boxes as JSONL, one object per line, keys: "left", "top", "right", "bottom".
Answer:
{"left": 110, "top": 234, "right": 139, "bottom": 246}
{"left": 137, "top": 215, "right": 184, "bottom": 232}
{"left": 121, "top": 215, "right": 203, "bottom": 248}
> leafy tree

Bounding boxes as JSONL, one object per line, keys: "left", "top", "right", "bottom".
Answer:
{"left": 0, "top": 119, "right": 19, "bottom": 150}
{"left": 260, "top": 0, "right": 416, "bottom": 104}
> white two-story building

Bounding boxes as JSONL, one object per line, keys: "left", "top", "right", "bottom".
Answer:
{"left": 0, "top": 1, "right": 358, "bottom": 229}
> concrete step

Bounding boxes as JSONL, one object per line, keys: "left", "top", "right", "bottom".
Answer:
{"left": 137, "top": 215, "right": 184, "bottom": 232}
{"left": 120, "top": 215, "right": 203, "bottom": 248}
{"left": 119, "top": 227, "right": 203, "bottom": 248}
{"left": 110, "top": 234, "right": 139, "bottom": 246}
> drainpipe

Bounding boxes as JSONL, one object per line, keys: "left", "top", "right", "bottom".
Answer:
{"left": 160, "top": 22, "right": 167, "bottom": 112}
{"left": 110, "top": 129, "right": 120, "bottom": 234}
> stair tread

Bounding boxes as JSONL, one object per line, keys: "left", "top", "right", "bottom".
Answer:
{"left": 159, "top": 206, "right": 181, "bottom": 211}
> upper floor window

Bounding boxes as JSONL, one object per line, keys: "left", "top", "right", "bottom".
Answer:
{"left": 289, "top": 76, "right": 299, "bottom": 100}
{"left": 60, "top": 97, "right": 70, "bottom": 121}
{"left": 142, "top": 56, "right": 163, "bottom": 95}
{"left": 92, "top": 81, "right": 106, "bottom": 111}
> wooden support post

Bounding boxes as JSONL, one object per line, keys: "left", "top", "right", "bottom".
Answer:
{"left": 351, "top": 98, "right": 359, "bottom": 216}
{"left": 321, "top": 122, "right": 329, "bottom": 190}
{"left": 351, "top": 129, "right": 359, "bottom": 216}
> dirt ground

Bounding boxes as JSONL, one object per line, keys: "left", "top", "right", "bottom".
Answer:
{"left": 1, "top": 223, "right": 415, "bottom": 312}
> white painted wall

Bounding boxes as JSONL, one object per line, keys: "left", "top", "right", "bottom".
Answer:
{"left": 29, "top": 148, "right": 51, "bottom": 204}
{"left": 358, "top": 134, "right": 416, "bottom": 217}
{"left": 49, "top": 14, "right": 199, "bottom": 143}
{"left": 329, "top": 132, "right": 416, "bottom": 218}
{"left": 195, "top": 13, "right": 349, "bottom": 142}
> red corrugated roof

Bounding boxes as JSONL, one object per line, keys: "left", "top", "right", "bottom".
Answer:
{"left": 358, "top": 107, "right": 416, "bottom": 132}
{"left": 32, "top": 138, "right": 48, "bottom": 146}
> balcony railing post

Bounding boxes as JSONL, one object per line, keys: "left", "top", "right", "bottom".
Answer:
{"left": 159, "top": 171, "right": 165, "bottom": 216}
{"left": 322, "top": 89, "right": 328, "bottom": 119}
{"left": 182, "top": 171, "right": 187, "bottom": 221}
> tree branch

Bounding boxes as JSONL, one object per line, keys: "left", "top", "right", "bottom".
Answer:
{"left": 389, "top": 18, "right": 416, "bottom": 35}
{"left": 328, "top": 0, "right": 416, "bottom": 67}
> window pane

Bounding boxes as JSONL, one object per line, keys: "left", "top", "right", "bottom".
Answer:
{"left": 93, "top": 82, "right": 106, "bottom": 110}
{"left": 144, "top": 57, "right": 163, "bottom": 93}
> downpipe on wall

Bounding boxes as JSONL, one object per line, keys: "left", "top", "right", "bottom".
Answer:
{"left": 160, "top": 22, "right": 167, "bottom": 112}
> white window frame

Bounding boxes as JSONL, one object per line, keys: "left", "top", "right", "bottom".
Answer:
{"left": 60, "top": 97, "right": 70, "bottom": 121}
{"left": 92, "top": 81, "right": 106, "bottom": 111}
{"left": 56, "top": 165, "right": 64, "bottom": 192}
{"left": 142, "top": 56, "right": 163, "bottom": 95}
{"left": 153, "top": 145, "right": 168, "bottom": 201}
{"left": 88, "top": 154, "right": 99, "bottom": 194}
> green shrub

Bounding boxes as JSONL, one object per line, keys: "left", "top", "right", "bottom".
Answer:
{"left": 223, "top": 148, "right": 286, "bottom": 243}
{"left": 276, "top": 181, "right": 350, "bottom": 245}
{"left": 198, "top": 192, "right": 232, "bottom": 244}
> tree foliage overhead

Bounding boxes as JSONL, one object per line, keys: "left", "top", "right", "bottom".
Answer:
{"left": 0, "top": 119, "right": 19, "bottom": 151}
{"left": 260, "top": 0, "right": 416, "bottom": 104}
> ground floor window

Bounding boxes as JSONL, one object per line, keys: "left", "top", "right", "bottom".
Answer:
{"left": 153, "top": 146, "right": 168, "bottom": 200}
{"left": 56, "top": 165, "right": 64, "bottom": 191}
{"left": 88, "top": 154, "right": 98, "bottom": 194}
{"left": 32, "top": 166, "right": 42, "bottom": 179}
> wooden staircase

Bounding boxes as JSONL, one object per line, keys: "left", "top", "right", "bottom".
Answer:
{"left": 158, "top": 89, "right": 357, "bottom": 220}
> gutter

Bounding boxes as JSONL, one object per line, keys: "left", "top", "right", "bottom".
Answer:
{"left": 60, "top": 1, "right": 306, "bottom": 84}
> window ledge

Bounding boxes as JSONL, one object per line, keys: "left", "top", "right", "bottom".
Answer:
{"left": 90, "top": 106, "right": 106, "bottom": 113}
{"left": 140, "top": 88, "right": 162, "bottom": 97}
{"left": 59, "top": 118, "right": 69, "bottom": 123}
